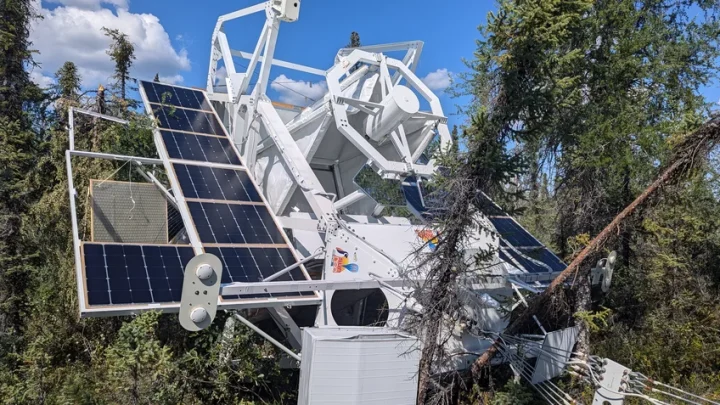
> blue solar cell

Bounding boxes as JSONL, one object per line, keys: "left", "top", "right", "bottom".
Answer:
{"left": 205, "top": 246, "right": 310, "bottom": 299}
{"left": 174, "top": 164, "right": 261, "bottom": 202}
{"left": 151, "top": 104, "right": 225, "bottom": 135}
{"left": 141, "top": 81, "right": 212, "bottom": 111}
{"left": 499, "top": 247, "right": 566, "bottom": 273}
{"left": 161, "top": 131, "right": 242, "bottom": 166}
{"left": 488, "top": 217, "right": 542, "bottom": 247}
{"left": 187, "top": 202, "right": 285, "bottom": 245}
{"left": 402, "top": 176, "right": 425, "bottom": 214}
{"left": 83, "top": 243, "right": 195, "bottom": 306}
{"left": 477, "top": 192, "right": 507, "bottom": 216}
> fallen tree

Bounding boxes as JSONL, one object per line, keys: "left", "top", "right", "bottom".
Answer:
{"left": 471, "top": 116, "right": 720, "bottom": 377}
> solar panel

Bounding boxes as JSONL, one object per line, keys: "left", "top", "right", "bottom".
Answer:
{"left": 499, "top": 247, "right": 566, "bottom": 273}
{"left": 83, "top": 242, "right": 195, "bottom": 305}
{"left": 75, "top": 80, "right": 320, "bottom": 314}
{"left": 187, "top": 201, "right": 285, "bottom": 245}
{"left": 162, "top": 131, "right": 242, "bottom": 166}
{"left": 173, "top": 163, "right": 262, "bottom": 202}
{"left": 402, "top": 176, "right": 425, "bottom": 214}
{"left": 151, "top": 104, "right": 226, "bottom": 135}
{"left": 205, "top": 246, "right": 316, "bottom": 299}
{"left": 141, "top": 81, "right": 212, "bottom": 111}
{"left": 488, "top": 217, "right": 542, "bottom": 247}
{"left": 478, "top": 192, "right": 567, "bottom": 275}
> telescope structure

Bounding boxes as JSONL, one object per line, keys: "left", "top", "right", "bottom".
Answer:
{"left": 64, "top": 1, "right": 602, "bottom": 402}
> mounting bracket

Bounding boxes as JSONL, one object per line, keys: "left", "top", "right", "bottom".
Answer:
{"left": 179, "top": 253, "right": 223, "bottom": 331}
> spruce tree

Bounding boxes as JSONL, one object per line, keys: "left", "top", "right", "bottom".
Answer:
{"left": 102, "top": 28, "right": 135, "bottom": 102}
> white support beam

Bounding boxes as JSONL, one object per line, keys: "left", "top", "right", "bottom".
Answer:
{"left": 221, "top": 278, "right": 419, "bottom": 296}
{"left": 333, "top": 190, "right": 366, "bottom": 211}
{"left": 267, "top": 307, "right": 303, "bottom": 350}
{"left": 68, "top": 150, "right": 164, "bottom": 165}
{"left": 217, "top": 2, "right": 268, "bottom": 23}
{"left": 231, "top": 49, "right": 325, "bottom": 76}
{"left": 233, "top": 313, "right": 300, "bottom": 362}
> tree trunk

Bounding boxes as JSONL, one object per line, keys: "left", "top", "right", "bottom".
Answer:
{"left": 472, "top": 157, "right": 686, "bottom": 376}
{"left": 573, "top": 270, "right": 591, "bottom": 358}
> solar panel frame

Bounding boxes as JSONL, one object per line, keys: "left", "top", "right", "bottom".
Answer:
{"left": 107, "top": 80, "right": 321, "bottom": 316}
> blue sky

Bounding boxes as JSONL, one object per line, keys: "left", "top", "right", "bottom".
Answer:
{"left": 29, "top": 0, "right": 718, "bottom": 128}
{"left": 31, "top": 0, "right": 495, "bottom": 128}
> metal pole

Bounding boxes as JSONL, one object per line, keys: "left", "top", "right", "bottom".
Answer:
{"left": 233, "top": 313, "right": 301, "bottom": 362}
{"left": 66, "top": 150, "right": 86, "bottom": 310}
{"left": 69, "top": 108, "right": 75, "bottom": 151}
{"left": 262, "top": 250, "right": 324, "bottom": 282}
{"left": 69, "top": 150, "right": 164, "bottom": 165}
{"left": 133, "top": 166, "right": 178, "bottom": 208}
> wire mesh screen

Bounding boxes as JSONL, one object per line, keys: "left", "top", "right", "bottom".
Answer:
{"left": 90, "top": 179, "right": 168, "bottom": 243}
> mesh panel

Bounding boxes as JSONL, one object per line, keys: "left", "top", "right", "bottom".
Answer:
{"left": 91, "top": 180, "right": 168, "bottom": 243}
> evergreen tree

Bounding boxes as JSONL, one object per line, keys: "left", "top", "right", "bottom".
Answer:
{"left": 54, "top": 62, "right": 81, "bottom": 102}
{"left": 0, "top": 0, "right": 45, "bottom": 337}
{"left": 462, "top": 0, "right": 720, "bottom": 397}
{"left": 102, "top": 28, "right": 136, "bottom": 102}
{"left": 347, "top": 31, "right": 361, "bottom": 48}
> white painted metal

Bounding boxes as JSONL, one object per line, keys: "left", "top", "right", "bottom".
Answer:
{"left": 530, "top": 327, "right": 579, "bottom": 384}
{"left": 179, "top": 253, "right": 223, "bottom": 331}
{"left": 298, "top": 327, "right": 419, "bottom": 405}
{"left": 592, "top": 359, "right": 631, "bottom": 405}
{"left": 364, "top": 85, "right": 420, "bottom": 142}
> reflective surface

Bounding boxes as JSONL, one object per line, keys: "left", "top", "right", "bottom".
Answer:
{"left": 162, "top": 131, "right": 242, "bottom": 165}
{"left": 187, "top": 202, "right": 285, "bottom": 244}
{"left": 141, "top": 81, "right": 212, "bottom": 111}
{"left": 174, "top": 163, "right": 261, "bottom": 202}
{"left": 84, "top": 243, "right": 194, "bottom": 305}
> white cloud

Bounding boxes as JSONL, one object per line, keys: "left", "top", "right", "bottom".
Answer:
{"left": 29, "top": 69, "right": 55, "bottom": 89}
{"left": 29, "top": 0, "right": 190, "bottom": 89}
{"left": 46, "top": 0, "right": 128, "bottom": 10}
{"left": 214, "top": 66, "right": 227, "bottom": 85}
{"left": 160, "top": 74, "right": 184, "bottom": 85}
{"left": 270, "top": 74, "right": 327, "bottom": 106}
{"left": 422, "top": 68, "right": 452, "bottom": 92}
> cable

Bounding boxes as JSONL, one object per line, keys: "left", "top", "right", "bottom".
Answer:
{"left": 632, "top": 374, "right": 720, "bottom": 405}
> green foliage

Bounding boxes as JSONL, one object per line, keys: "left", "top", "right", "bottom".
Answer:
{"left": 463, "top": 0, "right": 720, "bottom": 401}
{"left": 574, "top": 307, "right": 612, "bottom": 333}
{"left": 55, "top": 61, "right": 81, "bottom": 102}
{"left": 490, "top": 382, "right": 539, "bottom": 405}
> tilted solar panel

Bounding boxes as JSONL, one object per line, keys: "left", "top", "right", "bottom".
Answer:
{"left": 83, "top": 242, "right": 195, "bottom": 306}
{"left": 76, "top": 81, "right": 319, "bottom": 316}
{"left": 173, "top": 163, "right": 261, "bottom": 202}
{"left": 161, "top": 131, "right": 243, "bottom": 165}
{"left": 479, "top": 192, "right": 567, "bottom": 275}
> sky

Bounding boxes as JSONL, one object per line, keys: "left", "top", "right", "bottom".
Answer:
{"left": 28, "top": 0, "right": 495, "bottom": 128}
{"left": 27, "top": 0, "right": 720, "bottom": 129}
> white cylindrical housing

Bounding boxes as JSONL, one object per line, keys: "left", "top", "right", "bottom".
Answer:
{"left": 364, "top": 85, "right": 420, "bottom": 142}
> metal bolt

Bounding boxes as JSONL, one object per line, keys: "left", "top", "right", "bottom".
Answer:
{"left": 190, "top": 307, "right": 208, "bottom": 323}
{"left": 196, "top": 264, "right": 213, "bottom": 280}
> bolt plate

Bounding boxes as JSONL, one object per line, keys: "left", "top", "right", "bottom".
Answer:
{"left": 179, "top": 253, "right": 223, "bottom": 331}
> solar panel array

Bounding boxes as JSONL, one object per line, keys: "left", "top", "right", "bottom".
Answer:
{"left": 79, "top": 81, "right": 316, "bottom": 313}
{"left": 479, "top": 193, "right": 566, "bottom": 274}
